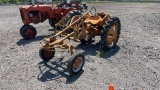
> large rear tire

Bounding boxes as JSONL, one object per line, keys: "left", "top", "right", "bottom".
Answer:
{"left": 20, "top": 25, "right": 37, "bottom": 39}
{"left": 65, "top": 10, "right": 81, "bottom": 33}
{"left": 66, "top": 10, "right": 81, "bottom": 19}
{"left": 100, "top": 17, "right": 121, "bottom": 51}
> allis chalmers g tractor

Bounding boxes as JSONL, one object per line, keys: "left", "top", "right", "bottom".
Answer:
{"left": 19, "top": 0, "right": 87, "bottom": 39}
{"left": 38, "top": 7, "right": 121, "bottom": 75}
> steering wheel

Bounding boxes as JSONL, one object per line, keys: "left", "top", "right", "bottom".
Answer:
{"left": 89, "top": 7, "right": 97, "bottom": 16}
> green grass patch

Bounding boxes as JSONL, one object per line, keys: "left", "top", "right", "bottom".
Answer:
{"left": 96, "top": 51, "right": 106, "bottom": 58}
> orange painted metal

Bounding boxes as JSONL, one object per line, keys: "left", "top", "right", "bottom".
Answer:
{"left": 108, "top": 84, "right": 114, "bottom": 90}
{"left": 19, "top": 0, "right": 85, "bottom": 25}
{"left": 19, "top": 4, "right": 73, "bottom": 25}
{"left": 40, "top": 11, "right": 111, "bottom": 55}
{"left": 73, "top": 58, "right": 81, "bottom": 70}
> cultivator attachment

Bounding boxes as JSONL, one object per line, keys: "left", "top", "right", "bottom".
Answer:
{"left": 40, "top": 10, "right": 90, "bottom": 54}
{"left": 39, "top": 7, "right": 121, "bottom": 75}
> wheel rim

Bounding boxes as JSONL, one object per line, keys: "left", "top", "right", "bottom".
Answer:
{"left": 25, "top": 29, "right": 35, "bottom": 38}
{"left": 72, "top": 57, "right": 83, "bottom": 72}
{"left": 43, "top": 49, "right": 53, "bottom": 58}
{"left": 107, "top": 23, "right": 118, "bottom": 46}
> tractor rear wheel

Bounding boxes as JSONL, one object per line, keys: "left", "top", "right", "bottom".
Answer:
{"left": 20, "top": 25, "right": 37, "bottom": 39}
{"left": 49, "top": 18, "right": 56, "bottom": 29}
{"left": 39, "top": 48, "right": 55, "bottom": 62}
{"left": 67, "top": 10, "right": 81, "bottom": 19}
{"left": 65, "top": 10, "right": 81, "bottom": 33}
{"left": 67, "top": 53, "right": 85, "bottom": 75}
{"left": 100, "top": 17, "right": 121, "bottom": 51}
{"left": 83, "top": 4, "right": 88, "bottom": 10}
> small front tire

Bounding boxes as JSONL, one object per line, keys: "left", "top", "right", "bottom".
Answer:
{"left": 20, "top": 25, "right": 37, "bottom": 39}
{"left": 39, "top": 48, "right": 55, "bottom": 62}
{"left": 67, "top": 53, "right": 85, "bottom": 75}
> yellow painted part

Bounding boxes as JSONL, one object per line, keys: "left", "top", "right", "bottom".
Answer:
{"left": 84, "top": 16, "right": 101, "bottom": 24}
{"left": 107, "top": 24, "right": 118, "bottom": 45}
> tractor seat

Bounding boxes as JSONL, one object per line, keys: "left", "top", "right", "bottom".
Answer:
{"left": 84, "top": 16, "right": 102, "bottom": 25}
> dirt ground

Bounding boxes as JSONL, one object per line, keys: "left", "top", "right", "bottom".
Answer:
{"left": 0, "top": 2, "right": 160, "bottom": 90}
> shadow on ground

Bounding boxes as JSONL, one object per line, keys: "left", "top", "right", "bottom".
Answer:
{"left": 16, "top": 28, "right": 60, "bottom": 46}
{"left": 37, "top": 57, "right": 83, "bottom": 84}
{"left": 48, "top": 29, "right": 54, "bottom": 31}
{"left": 16, "top": 35, "right": 51, "bottom": 46}
{"left": 76, "top": 41, "right": 120, "bottom": 59}
{"left": 37, "top": 41, "right": 120, "bottom": 83}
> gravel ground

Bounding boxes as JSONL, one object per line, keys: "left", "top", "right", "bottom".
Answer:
{"left": 0, "top": 3, "right": 160, "bottom": 90}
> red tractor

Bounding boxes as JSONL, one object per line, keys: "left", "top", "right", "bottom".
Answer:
{"left": 19, "top": 0, "right": 87, "bottom": 39}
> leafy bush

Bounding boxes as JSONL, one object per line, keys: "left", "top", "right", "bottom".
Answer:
{"left": 0, "top": 0, "right": 31, "bottom": 4}
{"left": 14, "top": 0, "right": 19, "bottom": 3}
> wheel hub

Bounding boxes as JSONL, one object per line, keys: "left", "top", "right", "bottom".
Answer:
{"left": 25, "top": 29, "right": 35, "bottom": 38}
{"left": 107, "top": 23, "right": 118, "bottom": 45}
{"left": 72, "top": 57, "right": 83, "bottom": 72}
{"left": 44, "top": 49, "right": 53, "bottom": 58}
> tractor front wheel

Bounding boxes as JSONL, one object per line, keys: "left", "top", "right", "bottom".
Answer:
{"left": 100, "top": 17, "right": 121, "bottom": 51}
{"left": 20, "top": 25, "right": 37, "bottom": 39}
{"left": 67, "top": 53, "right": 85, "bottom": 75}
{"left": 39, "top": 48, "right": 55, "bottom": 62}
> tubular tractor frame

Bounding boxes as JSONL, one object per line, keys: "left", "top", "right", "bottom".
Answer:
{"left": 39, "top": 7, "right": 121, "bottom": 75}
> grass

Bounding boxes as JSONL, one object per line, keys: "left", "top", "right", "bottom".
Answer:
{"left": 96, "top": 50, "right": 106, "bottom": 58}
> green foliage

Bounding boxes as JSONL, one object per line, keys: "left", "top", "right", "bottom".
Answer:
{"left": 14, "top": 0, "right": 19, "bottom": 3}
{"left": 0, "top": 0, "right": 31, "bottom": 4}
{"left": 96, "top": 51, "right": 101, "bottom": 57}
{"left": 96, "top": 51, "right": 106, "bottom": 58}
{"left": 0, "top": 0, "right": 10, "bottom": 3}
{"left": 3, "top": 0, "right": 9, "bottom": 3}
